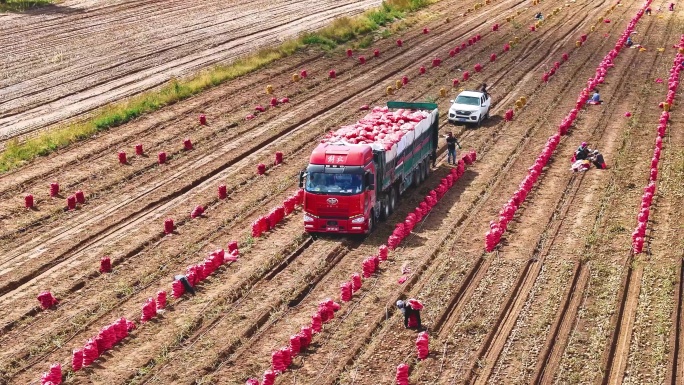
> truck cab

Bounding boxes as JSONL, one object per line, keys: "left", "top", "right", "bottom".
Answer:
{"left": 448, "top": 90, "right": 491, "bottom": 127}
{"left": 301, "top": 144, "right": 377, "bottom": 234}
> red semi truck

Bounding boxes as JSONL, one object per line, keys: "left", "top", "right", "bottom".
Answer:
{"left": 299, "top": 101, "right": 439, "bottom": 234}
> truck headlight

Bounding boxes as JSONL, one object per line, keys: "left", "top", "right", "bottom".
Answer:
{"left": 351, "top": 216, "right": 365, "bottom": 224}
{"left": 303, "top": 213, "right": 315, "bottom": 223}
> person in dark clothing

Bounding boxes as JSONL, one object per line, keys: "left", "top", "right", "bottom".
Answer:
{"left": 590, "top": 150, "right": 607, "bottom": 169}
{"left": 174, "top": 274, "right": 196, "bottom": 295}
{"left": 575, "top": 142, "right": 590, "bottom": 161}
{"left": 446, "top": 132, "right": 462, "bottom": 165}
{"left": 396, "top": 300, "right": 422, "bottom": 329}
{"left": 480, "top": 82, "right": 489, "bottom": 96}
{"left": 645, "top": 6, "right": 652, "bottom": 15}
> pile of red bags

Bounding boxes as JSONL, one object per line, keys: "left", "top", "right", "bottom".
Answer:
{"left": 396, "top": 363, "right": 410, "bottom": 385}
{"left": 40, "top": 363, "right": 62, "bottom": 385}
{"left": 340, "top": 281, "right": 352, "bottom": 302}
{"left": 321, "top": 107, "right": 430, "bottom": 149}
{"left": 416, "top": 332, "right": 429, "bottom": 360}
{"left": 542, "top": 53, "right": 568, "bottom": 83}
{"left": 164, "top": 218, "right": 175, "bottom": 235}
{"left": 317, "top": 299, "right": 340, "bottom": 323}
{"left": 289, "top": 334, "right": 301, "bottom": 355}
{"left": 24, "top": 194, "right": 34, "bottom": 209}
{"left": 257, "top": 163, "right": 266, "bottom": 175}
{"left": 73, "top": 317, "right": 134, "bottom": 370}
{"left": 388, "top": 153, "right": 476, "bottom": 251}
{"left": 632, "top": 36, "right": 682, "bottom": 253}
{"left": 252, "top": 190, "right": 304, "bottom": 237}
{"left": 50, "top": 182, "right": 60, "bottom": 197}
{"left": 262, "top": 370, "right": 276, "bottom": 385}
{"left": 37, "top": 291, "right": 58, "bottom": 310}
{"left": 141, "top": 298, "right": 157, "bottom": 322}
{"left": 486, "top": 134, "right": 560, "bottom": 251}
{"left": 351, "top": 273, "right": 362, "bottom": 292}
{"left": 271, "top": 348, "right": 289, "bottom": 372}
{"left": 311, "top": 312, "right": 323, "bottom": 332}
{"left": 156, "top": 290, "right": 167, "bottom": 310}
{"left": 300, "top": 326, "right": 313, "bottom": 345}
{"left": 378, "top": 245, "right": 389, "bottom": 261}
{"left": 100, "top": 256, "right": 112, "bottom": 273}
{"left": 172, "top": 279, "right": 185, "bottom": 298}
{"left": 190, "top": 205, "right": 205, "bottom": 219}
{"left": 172, "top": 248, "right": 238, "bottom": 298}
{"left": 362, "top": 256, "right": 379, "bottom": 278}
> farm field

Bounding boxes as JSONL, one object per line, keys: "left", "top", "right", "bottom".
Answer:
{"left": 0, "top": 0, "right": 384, "bottom": 140}
{"left": 0, "top": 0, "right": 683, "bottom": 384}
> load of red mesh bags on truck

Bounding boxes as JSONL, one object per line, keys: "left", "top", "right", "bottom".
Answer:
{"left": 321, "top": 107, "right": 430, "bottom": 149}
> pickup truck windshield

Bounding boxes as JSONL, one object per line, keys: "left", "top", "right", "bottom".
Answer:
{"left": 306, "top": 173, "right": 363, "bottom": 194}
{"left": 455, "top": 95, "right": 480, "bottom": 106}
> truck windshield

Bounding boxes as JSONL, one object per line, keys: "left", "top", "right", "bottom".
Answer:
{"left": 455, "top": 95, "right": 480, "bottom": 106}
{"left": 306, "top": 173, "right": 363, "bottom": 194}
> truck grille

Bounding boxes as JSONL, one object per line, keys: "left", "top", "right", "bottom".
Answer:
{"left": 455, "top": 110, "right": 472, "bottom": 115}
{"left": 318, "top": 207, "right": 348, "bottom": 218}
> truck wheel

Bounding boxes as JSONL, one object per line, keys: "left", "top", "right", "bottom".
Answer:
{"left": 367, "top": 210, "right": 375, "bottom": 234}
{"left": 412, "top": 168, "right": 420, "bottom": 187}
{"left": 419, "top": 161, "right": 426, "bottom": 183}
{"left": 380, "top": 196, "right": 390, "bottom": 220}
{"left": 389, "top": 186, "right": 397, "bottom": 214}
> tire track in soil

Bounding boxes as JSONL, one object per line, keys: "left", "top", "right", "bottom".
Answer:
{"left": 208, "top": 1, "right": 620, "bottom": 380}
{"left": 0, "top": 0, "right": 528, "bottom": 378}
{"left": 333, "top": 0, "right": 633, "bottom": 382}
{"left": 0, "top": 0, "right": 528, "bottom": 336}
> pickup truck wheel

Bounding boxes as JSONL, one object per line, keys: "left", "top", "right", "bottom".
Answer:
{"left": 476, "top": 116, "right": 482, "bottom": 128}
{"left": 412, "top": 168, "right": 420, "bottom": 187}
{"left": 419, "top": 161, "right": 426, "bottom": 183}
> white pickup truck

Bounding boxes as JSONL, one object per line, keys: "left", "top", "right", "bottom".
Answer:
{"left": 447, "top": 90, "right": 491, "bottom": 127}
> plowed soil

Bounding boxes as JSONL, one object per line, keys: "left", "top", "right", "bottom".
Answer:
{"left": 1, "top": 0, "right": 683, "bottom": 384}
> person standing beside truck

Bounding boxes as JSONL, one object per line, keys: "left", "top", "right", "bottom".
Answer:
{"left": 446, "top": 132, "right": 462, "bottom": 165}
